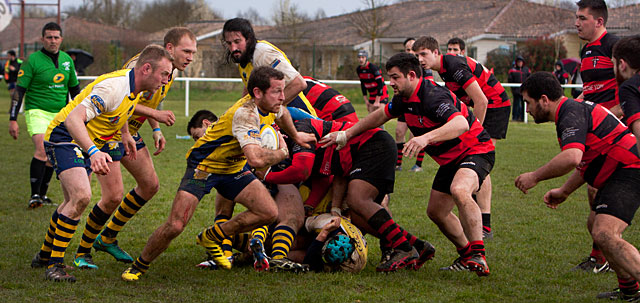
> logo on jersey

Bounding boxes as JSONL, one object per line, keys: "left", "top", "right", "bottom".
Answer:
{"left": 17, "top": 70, "right": 24, "bottom": 77}
{"left": 108, "top": 142, "right": 119, "bottom": 150}
{"left": 53, "top": 73, "right": 65, "bottom": 83}
{"left": 592, "top": 57, "right": 600, "bottom": 68}
{"left": 246, "top": 129, "right": 260, "bottom": 140}
{"left": 127, "top": 105, "right": 135, "bottom": 116}
{"left": 62, "top": 61, "right": 71, "bottom": 71}
{"left": 90, "top": 95, "right": 105, "bottom": 114}
{"left": 142, "top": 91, "right": 153, "bottom": 100}
{"left": 270, "top": 58, "right": 281, "bottom": 68}
{"left": 109, "top": 116, "right": 121, "bottom": 124}
{"left": 561, "top": 127, "right": 579, "bottom": 141}
{"left": 74, "top": 147, "right": 85, "bottom": 159}
{"left": 193, "top": 169, "right": 211, "bottom": 180}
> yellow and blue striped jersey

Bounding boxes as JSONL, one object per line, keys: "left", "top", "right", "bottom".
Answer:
{"left": 122, "top": 53, "right": 177, "bottom": 134}
{"left": 239, "top": 40, "right": 317, "bottom": 117}
{"left": 185, "top": 95, "right": 278, "bottom": 174}
{"left": 45, "top": 69, "right": 140, "bottom": 149}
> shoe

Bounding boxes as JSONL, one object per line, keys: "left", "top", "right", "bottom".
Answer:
{"left": 483, "top": 228, "right": 493, "bottom": 240}
{"left": 73, "top": 254, "right": 98, "bottom": 269}
{"left": 195, "top": 254, "right": 234, "bottom": 270}
{"left": 121, "top": 267, "right": 143, "bottom": 282}
{"left": 28, "top": 194, "right": 43, "bottom": 209}
{"left": 196, "top": 231, "right": 231, "bottom": 270}
{"left": 250, "top": 238, "right": 270, "bottom": 272}
{"left": 410, "top": 165, "right": 423, "bottom": 172}
{"left": 462, "top": 253, "right": 490, "bottom": 276}
{"left": 380, "top": 247, "right": 393, "bottom": 264}
{"left": 93, "top": 234, "right": 133, "bottom": 263}
{"left": 572, "top": 256, "right": 611, "bottom": 273}
{"left": 596, "top": 288, "right": 640, "bottom": 301}
{"left": 395, "top": 165, "right": 402, "bottom": 171}
{"left": 268, "top": 258, "right": 309, "bottom": 273}
{"left": 439, "top": 257, "right": 469, "bottom": 272}
{"left": 41, "top": 196, "right": 58, "bottom": 206}
{"left": 31, "top": 252, "right": 48, "bottom": 268}
{"left": 413, "top": 242, "right": 436, "bottom": 270}
{"left": 44, "top": 263, "right": 76, "bottom": 282}
{"left": 376, "top": 247, "right": 419, "bottom": 272}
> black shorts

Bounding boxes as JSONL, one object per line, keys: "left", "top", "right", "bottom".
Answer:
{"left": 591, "top": 168, "right": 640, "bottom": 225}
{"left": 349, "top": 131, "right": 396, "bottom": 196}
{"left": 432, "top": 152, "right": 495, "bottom": 195}
{"left": 178, "top": 164, "right": 256, "bottom": 201}
{"left": 483, "top": 106, "right": 510, "bottom": 139}
{"left": 367, "top": 97, "right": 389, "bottom": 105}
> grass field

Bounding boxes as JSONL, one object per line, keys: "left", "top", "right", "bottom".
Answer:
{"left": 0, "top": 84, "right": 636, "bottom": 303}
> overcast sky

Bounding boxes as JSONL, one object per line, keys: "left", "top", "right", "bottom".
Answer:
{"left": 48, "top": 0, "right": 365, "bottom": 20}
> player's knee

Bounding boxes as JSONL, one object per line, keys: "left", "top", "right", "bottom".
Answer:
{"left": 591, "top": 227, "right": 613, "bottom": 248}
{"left": 166, "top": 218, "right": 187, "bottom": 238}
{"left": 426, "top": 206, "right": 443, "bottom": 223}
{"left": 450, "top": 185, "right": 472, "bottom": 204}
{"left": 259, "top": 205, "right": 279, "bottom": 226}
{"left": 139, "top": 177, "right": 159, "bottom": 198}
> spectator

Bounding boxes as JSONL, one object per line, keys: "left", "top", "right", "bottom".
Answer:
{"left": 553, "top": 61, "right": 571, "bottom": 85}
{"left": 507, "top": 56, "right": 530, "bottom": 121}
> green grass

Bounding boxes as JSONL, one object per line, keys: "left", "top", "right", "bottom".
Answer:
{"left": 0, "top": 86, "right": 635, "bottom": 303}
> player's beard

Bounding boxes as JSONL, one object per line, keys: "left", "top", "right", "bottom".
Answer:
{"left": 232, "top": 50, "right": 251, "bottom": 66}
{"left": 615, "top": 65, "right": 627, "bottom": 86}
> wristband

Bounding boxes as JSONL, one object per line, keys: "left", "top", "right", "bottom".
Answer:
{"left": 152, "top": 128, "right": 161, "bottom": 132}
{"left": 280, "top": 147, "right": 289, "bottom": 159}
{"left": 331, "top": 207, "right": 342, "bottom": 216}
{"left": 87, "top": 145, "right": 99, "bottom": 157}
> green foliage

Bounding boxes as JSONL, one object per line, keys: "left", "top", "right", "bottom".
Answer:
{"left": 517, "top": 38, "right": 567, "bottom": 73}
{"left": 0, "top": 85, "right": 635, "bottom": 302}
{"left": 485, "top": 48, "right": 512, "bottom": 83}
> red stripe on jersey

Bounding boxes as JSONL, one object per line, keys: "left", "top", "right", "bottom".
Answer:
{"left": 582, "top": 79, "right": 617, "bottom": 95}
{"left": 461, "top": 77, "right": 475, "bottom": 90}
{"left": 580, "top": 56, "right": 614, "bottom": 72}
{"left": 562, "top": 142, "right": 585, "bottom": 152}
{"left": 626, "top": 112, "right": 640, "bottom": 125}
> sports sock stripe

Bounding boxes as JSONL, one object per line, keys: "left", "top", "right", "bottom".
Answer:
{"left": 77, "top": 204, "right": 110, "bottom": 255}
{"left": 271, "top": 225, "right": 296, "bottom": 260}
{"left": 102, "top": 189, "right": 148, "bottom": 244}
{"left": 49, "top": 214, "right": 79, "bottom": 266}
{"left": 133, "top": 256, "right": 150, "bottom": 273}
{"left": 39, "top": 210, "right": 59, "bottom": 259}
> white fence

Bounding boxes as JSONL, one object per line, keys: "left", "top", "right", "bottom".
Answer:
{"left": 78, "top": 76, "right": 583, "bottom": 123}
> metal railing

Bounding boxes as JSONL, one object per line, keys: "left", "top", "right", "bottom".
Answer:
{"left": 78, "top": 76, "right": 583, "bottom": 123}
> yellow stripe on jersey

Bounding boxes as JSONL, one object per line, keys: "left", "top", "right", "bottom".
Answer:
{"left": 45, "top": 69, "right": 139, "bottom": 149}
{"left": 185, "top": 95, "right": 276, "bottom": 174}
{"left": 239, "top": 40, "right": 317, "bottom": 117}
{"left": 123, "top": 53, "right": 176, "bottom": 134}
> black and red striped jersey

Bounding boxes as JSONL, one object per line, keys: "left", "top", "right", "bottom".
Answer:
{"left": 384, "top": 77, "right": 494, "bottom": 166}
{"left": 423, "top": 68, "right": 436, "bottom": 84}
{"left": 620, "top": 73, "right": 640, "bottom": 126}
{"left": 291, "top": 119, "right": 381, "bottom": 177}
{"left": 580, "top": 31, "right": 620, "bottom": 109}
{"left": 356, "top": 61, "right": 389, "bottom": 101}
{"left": 438, "top": 54, "right": 510, "bottom": 109}
{"left": 555, "top": 97, "right": 640, "bottom": 188}
{"left": 302, "top": 76, "right": 358, "bottom": 123}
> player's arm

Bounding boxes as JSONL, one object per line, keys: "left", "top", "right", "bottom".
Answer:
{"left": 608, "top": 104, "right": 624, "bottom": 119}
{"left": 543, "top": 170, "right": 585, "bottom": 209}
{"left": 121, "top": 120, "right": 137, "bottom": 160}
{"left": 283, "top": 74, "right": 307, "bottom": 105}
{"left": 133, "top": 104, "right": 175, "bottom": 126}
{"left": 8, "top": 86, "right": 26, "bottom": 139}
{"left": 263, "top": 151, "right": 315, "bottom": 184}
{"left": 275, "top": 107, "right": 316, "bottom": 148}
{"left": 403, "top": 115, "right": 468, "bottom": 158}
{"left": 68, "top": 85, "right": 81, "bottom": 101}
{"left": 147, "top": 118, "right": 166, "bottom": 155}
{"left": 515, "top": 148, "right": 583, "bottom": 194}
{"left": 631, "top": 120, "right": 640, "bottom": 155}
{"left": 331, "top": 175, "right": 348, "bottom": 216}
{"left": 464, "top": 81, "right": 488, "bottom": 124}
{"left": 320, "top": 106, "right": 390, "bottom": 148}
{"left": 233, "top": 108, "right": 288, "bottom": 169}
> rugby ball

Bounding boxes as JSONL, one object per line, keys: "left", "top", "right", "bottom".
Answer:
{"left": 260, "top": 124, "right": 280, "bottom": 150}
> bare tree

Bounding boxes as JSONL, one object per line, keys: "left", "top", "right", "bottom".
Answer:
{"left": 66, "top": 0, "right": 139, "bottom": 28}
{"left": 348, "top": 0, "right": 392, "bottom": 60}
{"left": 607, "top": 0, "right": 640, "bottom": 7}
{"left": 313, "top": 8, "right": 327, "bottom": 21}
{"left": 271, "top": 0, "right": 310, "bottom": 43}
{"left": 237, "top": 7, "right": 268, "bottom": 26}
{"left": 134, "top": 0, "right": 221, "bottom": 33}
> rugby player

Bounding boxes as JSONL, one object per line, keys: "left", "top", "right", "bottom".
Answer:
{"left": 321, "top": 53, "right": 495, "bottom": 276}
{"left": 613, "top": 35, "right": 640, "bottom": 153}
{"left": 516, "top": 72, "right": 640, "bottom": 301}
{"left": 447, "top": 37, "right": 466, "bottom": 56}
{"left": 121, "top": 66, "right": 315, "bottom": 281}
{"left": 9, "top": 22, "right": 81, "bottom": 208}
{"left": 80, "top": 27, "right": 196, "bottom": 267}
{"left": 414, "top": 36, "right": 508, "bottom": 239}
{"left": 302, "top": 76, "right": 358, "bottom": 123}
{"left": 356, "top": 50, "right": 389, "bottom": 114}
{"left": 31, "top": 45, "right": 173, "bottom": 282}
{"left": 572, "top": 0, "right": 621, "bottom": 273}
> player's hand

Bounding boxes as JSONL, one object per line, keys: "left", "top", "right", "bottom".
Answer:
{"left": 154, "top": 110, "right": 175, "bottom": 126}
{"left": 122, "top": 133, "right": 137, "bottom": 161}
{"left": 403, "top": 136, "right": 429, "bottom": 158}
{"left": 253, "top": 167, "right": 268, "bottom": 180}
{"left": 152, "top": 130, "right": 166, "bottom": 156}
{"left": 292, "top": 131, "right": 316, "bottom": 149}
{"left": 322, "top": 216, "right": 341, "bottom": 233}
{"left": 320, "top": 131, "right": 347, "bottom": 150}
{"left": 515, "top": 172, "right": 538, "bottom": 194}
{"left": 90, "top": 151, "right": 112, "bottom": 175}
{"left": 543, "top": 188, "right": 568, "bottom": 209}
{"left": 9, "top": 121, "right": 19, "bottom": 140}
{"left": 277, "top": 130, "right": 286, "bottom": 151}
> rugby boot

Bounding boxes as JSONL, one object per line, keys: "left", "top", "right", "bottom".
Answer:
{"left": 93, "top": 234, "right": 134, "bottom": 263}
{"left": 121, "top": 267, "right": 143, "bottom": 282}
{"left": 376, "top": 247, "right": 419, "bottom": 272}
{"left": 439, "top": 257, "right": 469, "bottom": 272}
{"left": 250, "top": 238, "right": 270, "bottom": 271}
{"left": 196, "top": 231, "right": 231, "bottom": 270}
{"left": 73, "top": 254, "right": 98, "bottom": 269}
{"left": 28, "top": 194, "right": 43, "bottom": 209}
{"left": 596, "top": 288, "right": 640, "bottom": 301}
{"left": 45, "top": 264, "right": 76, "bottom": 282}
{"left": 462, "top": 253, "right": 490, "bottom": 276}
{"left": 269, "top": 258, "right": 309, "bottom": 273}
{"left": 572, "top": 256, "right": 611, "bottom": 273}
{"left": 413, "top": 241, "right": 436, "bottom": 270}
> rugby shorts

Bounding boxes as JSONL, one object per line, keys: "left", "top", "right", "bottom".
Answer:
{"left": 44, "top": 141, "right": 92, "bottom": 176}
{"left": 25, "top": 109, "right": 57, "bottom": 137}
{"left": 483, "top": 106, "right": 510, "bottom": 139}
{"left": 178, "top": 164, "right": 256, "bottom": 201}
{"left": 348, "top": 131, "right": 396, "bottom": 197}
{"left": 592, "top": 168, "right": 640, "bottom": 225}
{"left": 432, "top": 152, "right": 495, "bottom": 195}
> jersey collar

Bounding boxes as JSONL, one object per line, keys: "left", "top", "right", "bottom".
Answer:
{"left": 554, "top": 97, "right": 570, "bottom": 123}
{"left": 128, "top": 69, "right": 137, "bottom": 100}
{"left": 405, "top": 77, "right": 424, "bottom": 102}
